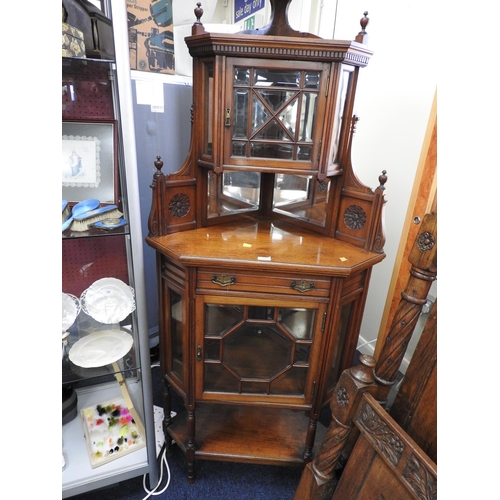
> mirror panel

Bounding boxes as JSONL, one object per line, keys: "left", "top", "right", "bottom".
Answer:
{"left": 207, "top": 170, "right": 261, "bottom": 218}
{"left": 273, "top": 174, "right": 330, "bottom": 227}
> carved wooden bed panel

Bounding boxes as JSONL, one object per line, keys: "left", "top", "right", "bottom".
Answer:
{"left": 294, "top": 212, "right": 437, "bottom": 500}
{"left": 331, "top": 392, "right": 436, "bottom": 500}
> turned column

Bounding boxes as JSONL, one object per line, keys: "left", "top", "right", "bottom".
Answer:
{"left": 374, "top": 212, "right": 437, "bottom": 405}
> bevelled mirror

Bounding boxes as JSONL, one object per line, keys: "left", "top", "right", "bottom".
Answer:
{"left": 207, "top": 170, "right": 261, "bottom": 218}
{"left": 272, "top": 173, "right": 330, "bottom": 227}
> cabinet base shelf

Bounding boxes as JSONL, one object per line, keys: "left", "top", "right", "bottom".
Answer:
{"left": 167, "top": 403, "right": 327, "bottom": 466}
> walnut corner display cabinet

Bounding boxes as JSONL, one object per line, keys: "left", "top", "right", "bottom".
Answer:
{"left": 146, "top": 0, "right": 388, "bottom": 482}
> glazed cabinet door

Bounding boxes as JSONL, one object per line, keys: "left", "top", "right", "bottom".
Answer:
{"left": 223, "top": 58, "right": 330, "bottom": 175}
{"left": 194, "top": 295, "right": 327, "bottom": 407}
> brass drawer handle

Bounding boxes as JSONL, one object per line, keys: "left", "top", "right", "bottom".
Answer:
{"left": 291, "top": 280, "right": 315, "bottom": 293}
{"left": 212, "top": 274, "right": 236, "bottom": 287}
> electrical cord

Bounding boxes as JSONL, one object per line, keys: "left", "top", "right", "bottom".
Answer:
{"left": 141, "top": 362, "right": 171, "bottom": 499}
{"left": 141, "top": 446, "right": 171, "bottom": 499}
{"left": 356, "top": 338, "right": 377, "bottom": 350}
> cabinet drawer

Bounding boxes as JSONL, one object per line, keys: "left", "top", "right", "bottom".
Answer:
{"left": 197, "top": 268, "right": 331, "bottom": 298}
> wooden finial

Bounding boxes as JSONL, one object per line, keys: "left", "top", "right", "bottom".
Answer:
{"left": 192, "top": 2, "right": 206, "bottom": 35}
{"left": 154, "top": 155, "right": 164, "bottom": 173}
{"left": 360, "top": 11, "right": 369, "bottom": 32}
{"left": 351, "top": 354, "right": 376, "bottom": 384}
{"left": 194, "top": 2, "right": 203, "bottom": 23}
{"left": 378, "top": 170, "right": 388, "bottom": 189}
{"left": 355, "top": 11, "right": 369, "bottom": 44}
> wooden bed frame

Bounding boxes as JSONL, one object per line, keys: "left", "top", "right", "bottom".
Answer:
{"left": 294, "top": 212, "right": 437, "bottom": 500}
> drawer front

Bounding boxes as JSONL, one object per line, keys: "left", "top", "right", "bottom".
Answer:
{"left": 197, "top": 268, "right": 331, "bottom": 298}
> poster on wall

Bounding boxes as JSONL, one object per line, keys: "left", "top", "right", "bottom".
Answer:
{"left": 126, "top": 0, "right": 175, "bottom": 74}
{"left": 234, "top": 0, "right": 266, "bottom": 23}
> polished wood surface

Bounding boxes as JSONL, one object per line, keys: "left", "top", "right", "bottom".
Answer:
{"left": 168, "top": 403, "right": 328, "bottom": 466}
{"left": 146, "top": 218, "right": 384, "bottom": 276}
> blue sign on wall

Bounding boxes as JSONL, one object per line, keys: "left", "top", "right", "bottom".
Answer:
{"left": 234, "top": 0, "right": 265, "bottom": 23}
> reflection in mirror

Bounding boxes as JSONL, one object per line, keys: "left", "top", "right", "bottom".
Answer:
{"left": 207, "top": 170, "right": 261, "bottom": 218}
{"left": 273, "top": 174, "right": 330, "bottom": 227}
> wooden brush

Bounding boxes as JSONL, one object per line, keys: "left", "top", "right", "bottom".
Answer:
{"left": 71, "top": 205, "right": 123, "bottom": 231}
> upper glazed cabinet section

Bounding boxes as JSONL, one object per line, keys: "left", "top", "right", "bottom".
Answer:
{"left": 186, "top": 14, "right": 372, "bottom": 179}
{"left": 223, "top": 59, "right": 328, "bottom": 174}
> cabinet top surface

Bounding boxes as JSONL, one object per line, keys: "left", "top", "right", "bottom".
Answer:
{"left": 146, "top": 218, "right": 384, "bottom": 276}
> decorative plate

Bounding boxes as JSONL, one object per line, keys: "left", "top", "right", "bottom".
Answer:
{"left": 68, "top": 330, "right": 133, "bottom": 368}
{"left": 81, "top": 277, "right": 136, "bottom": 324}
{"left": 62, "top": 292, "right": 81, "bottom": 333}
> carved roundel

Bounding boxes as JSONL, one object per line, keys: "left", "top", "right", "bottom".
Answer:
{"left": 344, "top": 205, "right": 367, "bottom": 230}
{"left": 337, "top": 387, "right": 349, "bottom": 407}
{"left": 169, "top": 193, "right": 190, "bottom": 219}
{"left": 417, "top": 231, "right": 435, "bottom": 252}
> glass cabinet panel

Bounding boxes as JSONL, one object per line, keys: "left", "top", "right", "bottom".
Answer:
{"left": 202, "top": 304, "right": 317, "bottom": 397}
{"left": 226, "top": 60, "right": 326, "bottom": 165}
{"left": 169, "top": 288, "right": 184, "bottom": 382}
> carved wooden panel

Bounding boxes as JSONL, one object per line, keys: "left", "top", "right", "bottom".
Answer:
{"left": 332, "top": 393, "right": 437, "bottom": 500}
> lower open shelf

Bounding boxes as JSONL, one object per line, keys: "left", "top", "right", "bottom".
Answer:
{"left": 167, "top": 403, "right": 327, "bottom": 466}
{"left": 62, "top": 380, "right": 149, "bottom": 498}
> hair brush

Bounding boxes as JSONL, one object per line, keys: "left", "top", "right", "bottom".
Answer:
{"left": 71, "top": 205, "right": 123, "bottom": 231}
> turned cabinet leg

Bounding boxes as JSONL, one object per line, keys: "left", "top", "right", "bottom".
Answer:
{"left": 162, "top": 376, "right": 173, "bottom": 456}
{"left": 186, "top": 409, "right": 196, "bottom": 482}
{"left": 303, "top": 417, "right": 318, "bottom": 461}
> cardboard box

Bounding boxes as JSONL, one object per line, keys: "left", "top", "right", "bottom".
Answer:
{"left": 62, "top": 22, "right": 86, "bottom": 58}
{"left": 126, "top": 0, "right": 175, "bottom": 74}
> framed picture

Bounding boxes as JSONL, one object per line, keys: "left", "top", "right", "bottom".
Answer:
{"left": 62, "top": 121, "right": 118, "bottom": 204}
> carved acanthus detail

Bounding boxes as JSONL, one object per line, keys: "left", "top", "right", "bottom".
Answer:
{"left": 358, "top": 401, "right": 405, "bottom": 466}
{"left": 402, "top": 454, "right": 437, "bottom": 500}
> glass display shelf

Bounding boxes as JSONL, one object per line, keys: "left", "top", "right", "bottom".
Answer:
{"left": 62, "top": 225, "right": 130, "bottom": 239}
{"left": 62, "top": 56, "right": 115, "bottom": 66}
{"left": 62, "top": 333, "right": 139, "bottom": 388}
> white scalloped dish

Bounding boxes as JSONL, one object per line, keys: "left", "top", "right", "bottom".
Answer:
{"left": 62, "top": 292, "right": 81, "bottom": 334}
{"left": 68, "top": 329, "right": 133, "bottom": 368}
{"left": 81, "top": 278, "right": 136, "bottom": 324}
